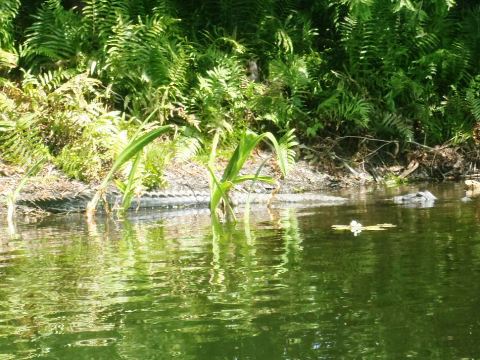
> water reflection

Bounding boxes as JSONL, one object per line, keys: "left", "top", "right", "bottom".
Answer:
{"left": 0, "top": 183, "right": 480, "bottom": 358}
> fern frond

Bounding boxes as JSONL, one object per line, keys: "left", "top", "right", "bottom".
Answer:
{"left": 0, "top": 114, "right": 50, "bottom": 163}
{"left": 375, "top": 112, "right": 413, "bottom": 142}
{"left": 0, "top": 0, "right": 20, "bottom": 50}
{"left": 466, "top": 87, "right": 480, "bottom": 122}
{"left": 414, "top": 33, "right": 440, "bottom": 56}
{"left": 37, "top": 68, "right": 77, "bottom": 92}
{"left": 317, "top": 85, "right": 372, "bottom": 129}
{"left": 102, "top": 12, "right": 188, "bottom": 117}
{"left": 277, "top": 129, "right": 298, "bottom": 173}
{"left": 22, "top": 0, "right": 83, "bottom": 68}
{"left": 82, "top": 0, "right": 130, "bottom": 42}
{"left": 173, "top": 135, "right": 203, "bottom": 162}
{"left": 55, "top": 110, "right": 128, "bottom": 181}
{"left": 0, "top": 49, "right": 18, "bottom": 70}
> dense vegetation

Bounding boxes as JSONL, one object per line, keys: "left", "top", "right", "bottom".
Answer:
{"left": 1, "top": 0, "right": 480, "bottom": 187}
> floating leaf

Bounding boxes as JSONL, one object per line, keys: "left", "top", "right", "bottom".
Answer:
{"left": 332, "top": 222, "right": 396, "bottom": 236}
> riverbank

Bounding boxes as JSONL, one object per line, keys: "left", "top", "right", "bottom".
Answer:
{"left": 1, "top": 142, "right": 479, "bottom": 218}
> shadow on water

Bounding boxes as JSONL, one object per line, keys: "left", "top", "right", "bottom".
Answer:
{"left": 1, "top": 182, "right": 480, "bottom": 359}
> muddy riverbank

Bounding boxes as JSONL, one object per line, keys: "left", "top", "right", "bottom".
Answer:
{"left": 1, "top": 143, "right": 479, "bottom": 218}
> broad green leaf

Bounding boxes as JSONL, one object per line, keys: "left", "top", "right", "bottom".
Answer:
{"left": 87, "top": 125, "right": 171, "bottom": 217}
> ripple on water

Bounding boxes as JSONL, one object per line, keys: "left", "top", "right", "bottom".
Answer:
{"left": 1, "top": 184, "right": 480, "bottom": 359}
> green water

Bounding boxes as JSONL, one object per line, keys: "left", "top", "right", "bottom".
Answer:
{"left": 1, "top": 183, "right": 480, "bottom": 359}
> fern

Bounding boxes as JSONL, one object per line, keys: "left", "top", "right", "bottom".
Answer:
{"left": 467, "top": 96, "right": 480, "bottom": 122}
{"left": 21, "top": 68, "right": 78, "bottom": 93}
{"left": 128, "top": 0, "right": 174, "bottom": 20}
{"left": 22, "top": 0, "right": 83, "bottom": 69}
{"left": 82, "top": 0, "right": 130, "bottom": 42}
{"left": 337, "top": 93, "right": 372, "bottom": 128}
{"left": 0, "top": 80, "right": 49, "bottom": 162}
{"left": 256, "top": 11, "right": 318, "bottom": 59}
{"left": 102, "top": 13, "right": 190, "bottom": 118}
{"left": 56, "top": 111, "right": 127, "bottom": 181}
{"left": 0, "top": 70, "right": 127, "bottom": 181}
{"left": 173, "top": 134, "right": 203, "bottom": 162}
{"left": 276, "top": 128, "right": 298, "bottom": 173}
{"left": 190, "top": 54, "right": 248, "bottom": 132}
{"left": 466, "top": 77, "right": 480, "bottom": 122}
{"left": 0, "top": 49, "right": 18, "bottom": 70}
{"left": 0, "top": 111, "right": 50, "bottom": 163}
{"left": 316, "top": 77, "right": 372, "bottom": 131}
{"left": 458, "top": 5, "right": 480, "bottom": 71}
{"left": 253, "top": 55, "right": 313, "bottom": 130}
{"left": 0, "top": 0, "right": 20, "bottom": 50}
{"left": 375, "top": 112, "right": 413, "bottom": 142}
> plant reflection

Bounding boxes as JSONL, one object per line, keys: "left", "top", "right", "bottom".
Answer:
{"left": 2, "top": 187, "right": 480, "bottom": 358}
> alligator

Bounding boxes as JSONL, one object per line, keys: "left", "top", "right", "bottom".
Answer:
{"left": 19, "top": 187, "right": 446, "bottom": 213}
{"left": 18, "top": 189, "right": 348, "bottom": 213}
{"left": 392, "top": 190, "right": 437, "bottom": 208}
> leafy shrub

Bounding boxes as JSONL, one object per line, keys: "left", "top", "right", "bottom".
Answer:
{"left": 0, "top": 71, "right": 130, "bottom": 181}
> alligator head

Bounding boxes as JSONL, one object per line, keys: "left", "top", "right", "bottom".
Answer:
{"left": 393, "top": 190, "right": 437, "bottom": 208}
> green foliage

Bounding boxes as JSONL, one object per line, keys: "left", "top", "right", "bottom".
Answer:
{"left": 2, "top": 0, "right": 480, "bottom": 183}
{"left": 316, "top": 87, "right": 372, "bottom": 132}
{"left": 0, "top": 49, "right": 18, "bottom": 70}
{"left": 22, "top": 0, "right": 83, "bottom": 69}
{"left": 208, "top": 129, "right": 297, "bottom": 220}
{"left": 466, "top": 76, "right": 480, "bottom": 122}
{"left": 321, "top": 0, "right": 480, "bottom": 145}
{"left": 82, "top": 0, "right": 130, "bottom": 42}
{"left": 55, "top": 110, "right": 128, "bottom": 181}
{"left": 133, "top": 132, "right": 203, "bottom": 191}
{"left": 0, "top": 80, "right": 50, "bottom": 163}
{"left": 102, "top": 14, "right": 191, "bottom": 118}
{"left": 375, "top": 112, "right": 413, "bottom": 143}
{"left": 191, "top": 56, "right": 249, "bottom": 133}
{"left": 0, "top": 72, "right": 131, "bottom": 183}
{"left": 260, "top": 55, "right": 311, "bottom": 127}
{"left": 86, "top": 124, "right": 172, "bottom": 217}
{"left": 0, "top": 0, "right": 20, "bottom": 50}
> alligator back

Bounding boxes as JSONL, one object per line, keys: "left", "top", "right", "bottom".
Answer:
{"left": 19, "top": 190, "right": 347, "bottom": 213}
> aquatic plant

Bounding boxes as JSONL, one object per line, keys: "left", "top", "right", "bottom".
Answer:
{"left": 208, "top": 129, "right": 297, "bottom": 220}
{"left": 86, "top": 124, "right": 172, "bottom": 218}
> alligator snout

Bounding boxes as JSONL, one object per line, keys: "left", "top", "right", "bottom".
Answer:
{"left": 393, "top": 190, "right": 437, "bottom": 208}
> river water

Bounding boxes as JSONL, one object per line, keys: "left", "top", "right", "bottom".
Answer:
{"left": 1, "top": 183, "right": 479, "bottom": 359}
